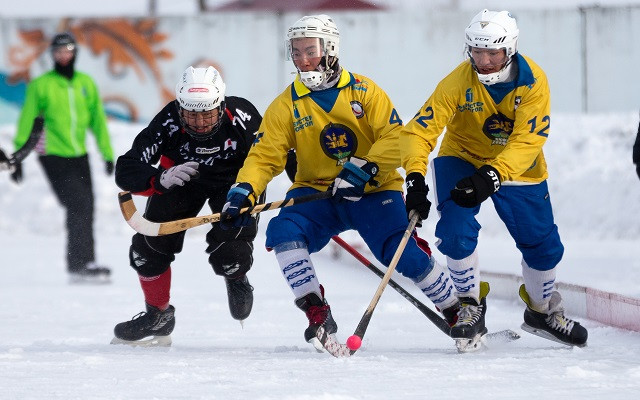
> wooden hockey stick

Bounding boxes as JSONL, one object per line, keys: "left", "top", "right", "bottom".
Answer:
{"left": 118, "top": 190, "right": 331, "bottom": 236}
{"left": 331, "top": 235, "right": 451, "bottom": 335}
{"left": 346, "top": 211, "right": 420, "bottom": 354}
{"left": 331, "top": 236, "right": 521, "bottom": 346}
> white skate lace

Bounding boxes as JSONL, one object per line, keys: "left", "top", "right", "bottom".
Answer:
{"left": 545, "top": 312, "right": 575, "bottom": 335}
{"left": 456, "top": 303, "right": 483, "bottom": 326}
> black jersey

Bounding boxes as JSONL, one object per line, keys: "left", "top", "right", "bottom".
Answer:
{"left": 116, "top": 96, "right": 262, "bottom": 195}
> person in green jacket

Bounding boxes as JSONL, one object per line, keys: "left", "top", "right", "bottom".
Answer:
{"left": 12, "top": 32, "right": 114, "bottom": 283}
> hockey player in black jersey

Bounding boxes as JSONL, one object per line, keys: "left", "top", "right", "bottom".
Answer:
{"left": 111, "top": 66, "right": 263, "bottom": 346}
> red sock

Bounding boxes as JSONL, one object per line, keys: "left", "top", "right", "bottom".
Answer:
{"left": 139, "top": 267, "right": 171, "bottom": 310}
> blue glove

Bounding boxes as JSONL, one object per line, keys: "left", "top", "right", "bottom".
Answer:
{"left": 220, "top": 183, "right": 254, "bottom": 230}
{"left": 330, "top": 157, "right": 379, "bottom": 202}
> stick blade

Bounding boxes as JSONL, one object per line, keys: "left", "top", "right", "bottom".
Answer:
{"left": 117, "top": 191, "right": 161, "bottom": 236}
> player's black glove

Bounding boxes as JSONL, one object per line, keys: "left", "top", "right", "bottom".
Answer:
{"left": 0, "top": 148, "right": 9, "bottom": 167}
{"left": 220, "top": 182, "right": 255, "bottom": 230}
{"left": 636, "top": 164, "right": 640, "bottom": 181}
{"left": 105, "top": 160, "right": 114, "bottom": 176}
{"left": 450, "top": 165, "right": 501, "bottom": 208}
{"left": 330, "top": 157, "right": 379, "bottom": 202}
{"left": 405, "top": 172, "right": 430, "bottom": 227}
{"left": 10, "top": 161, "right": 23, "bottom": 184}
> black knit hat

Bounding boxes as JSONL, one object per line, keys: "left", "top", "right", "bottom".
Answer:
{"left": 50, "top": 32, "right": 76, "bottom": 51}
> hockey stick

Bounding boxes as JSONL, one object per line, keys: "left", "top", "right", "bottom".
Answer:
{"left": 330, "top": 235, "right": 521, "bottom": 345}
{"left": 315, "top": 212, "right": 422, "bottom": 357}
{"left": 331, "top": 235, "right": 451, "bottom": 335}
{"left": 0, "top": 117, "right": 44, "bottom": 172}
{"left": 118, "top": 190, "right": 331, "bottom": 236}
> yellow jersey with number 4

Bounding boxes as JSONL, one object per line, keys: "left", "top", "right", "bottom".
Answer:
{"left": 237, "top": 68, "right": 405, "bottom": 196}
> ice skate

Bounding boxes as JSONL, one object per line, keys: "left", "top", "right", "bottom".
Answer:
{"left": 519, "top": 284, "right": 588, "bottom": 347}
{"left": 225, "top": 275, "right": 254, "bottom": 322}
{"left": 295, "top": 286, "right": 338, "bottom": 353}
{"left": 451, "top": 282, "right": 489, "bottom": 353}
{"left": 111, "top": 304, "right": 175, "bottom": 347}
{"left": 69, "top": 262, "right": 111, "bottom": 284}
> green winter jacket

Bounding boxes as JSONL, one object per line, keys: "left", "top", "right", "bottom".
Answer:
{"left": 14, "top": 70, "right": 113, "bottom": 161}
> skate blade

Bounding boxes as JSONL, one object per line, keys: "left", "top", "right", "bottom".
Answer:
{"left": 520, "top": 323, "right": 586, "bottom": 348}
{"left": 455, "top": 335, "right": 485, "bottom": 353}
{"left": 110, "top": 335, "right": 172, "bottom": 347}
{"left": 69, "top": 274, "right": 111, "bottom": 285}
{"left": 307, "top": 337, "right": 325, "bottom": 353}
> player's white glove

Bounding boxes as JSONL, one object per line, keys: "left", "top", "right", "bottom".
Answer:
{"left": 159, "top": 161, "right": 200, "bottom": 190}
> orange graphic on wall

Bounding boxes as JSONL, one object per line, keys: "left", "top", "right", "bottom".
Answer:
{"left": 7, "top": 18, "right": 176, "bottom": 121}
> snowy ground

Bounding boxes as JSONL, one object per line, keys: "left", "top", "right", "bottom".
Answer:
{"left": 1, "top": 111, "right": 640, "bottom": 398}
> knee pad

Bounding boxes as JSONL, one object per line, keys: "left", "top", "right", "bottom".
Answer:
{"left": 129, "top": 234, "right": 174, "bottom": 277}
{"left": 208, "top": 240, "right": 254, "bottom": 279}
{"left": 435, "top": 209, "right": 480, "bottom": 260}
{"left": 520, "top": 228, "right": 564, "bottom": 271}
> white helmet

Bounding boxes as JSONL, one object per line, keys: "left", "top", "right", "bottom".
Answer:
{"left": 465, "top": 9, "right": 519, "bottom": 85}
{"left": 286, "top": 14, "right": 340, "bottom": 89}
{"left": 175, "top": 66, "right": 226, "bottom": 140}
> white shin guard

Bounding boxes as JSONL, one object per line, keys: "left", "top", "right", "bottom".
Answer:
{"left": 447, "top": 249, "right": 480, "bottom": 301}
{"left": 275, "top": 243, "right": 321, "bottom": 300}
{"left": 415, "top": 258, "right": 457, "bottom": 310}
{"left": 521, "top": 260, "right": 556, "bottom": 311}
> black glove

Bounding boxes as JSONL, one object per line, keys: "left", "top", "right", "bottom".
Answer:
{"left": 636, "top": 164, "right": 640, "bottom": 181}
{"left": 105, "top": 160, "right": 114, "bottom": 175}
{"left": 10, "top": 161, "right": 23, "bottom": 184}
{"left": 405, "top": 172, "right": 430, "bottom": 226}
{"left": 220, "top": 182, "right": 255, "bottom": 230}
{"left": 450, "top": 165, "right": 501, "bottom": 208}
{"left": 330, "top": 157, "right": 379, "bottom": 202}
{"left": 0, "top": 148, "right": 9, "bottom": 166}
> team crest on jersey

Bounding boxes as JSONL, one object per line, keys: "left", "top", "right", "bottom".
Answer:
{"left": 224, "top": 139, "right": 237, "bottom": 150}
{"left": 483, "top": 112, "right": 514, "bottom": 146}
{"left": 320, "top": 123, "right": 358, "bottom": 165}
{"left": 514, "top": 96, "right": 522, "bottom": 111}
{"left": 350, "top": 101, "right": 364, "bottom": 119}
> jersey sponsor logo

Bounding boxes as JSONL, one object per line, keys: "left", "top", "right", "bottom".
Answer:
{"left": 353, "top": 80, "right": 368, "bottom": 92}
{"left": 195, "top": 146, "right": 220, "bottom": 154}
{"left": 350, "top": 101, "right": 364, "bottom": 118}
{"left": 483, "top": 112, "right": 514, "bottom": 146}
{"left": 293, "top": 115, "right": 314, "bottom": 132}
{"left": 319, "top": 123, "right": 358, "bottom": 165}
{"left": 458, "top": 88, "right": 484, "bottom": 112}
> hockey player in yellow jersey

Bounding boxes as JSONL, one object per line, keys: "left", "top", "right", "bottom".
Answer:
{"left": 401, "top": 9, "right": 587, "bottom": 351}
{"left": 221, "top": 14, "right": 458, "bottom": 355}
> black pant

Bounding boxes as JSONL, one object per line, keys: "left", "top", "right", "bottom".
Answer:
{"left": 39, "top": 155, "right": 94, "bottom": 272}
{"left": 129, "top": 184, "right": 258, "bottom": 279}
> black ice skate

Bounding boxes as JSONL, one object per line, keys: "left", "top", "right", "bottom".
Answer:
{"left": 225, "top": 275, "right": 254, "bottom": 322}
{"left": 295, "top": 286, "right": 338, "bottom": 353}
{"left": 451, "top": 281, "right": 490, "bottom": 352}
{"left": 519, "top": 284, "right": 588, "bottom": 347}
{"left": 69, "top": 262, "right": 111, "bottom": 284}
{"left": 111, "top": 304, "right": 175, "bottom": 347}
{"left": 439, "top": 301, "right": 460, "bottom": 327}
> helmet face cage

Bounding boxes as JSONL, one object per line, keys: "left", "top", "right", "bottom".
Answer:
{"left": 175, "top": 66, "right": 226, "bottom": 141}
{"left": 464, "top": 9, "right": 519, "bottom": 84}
